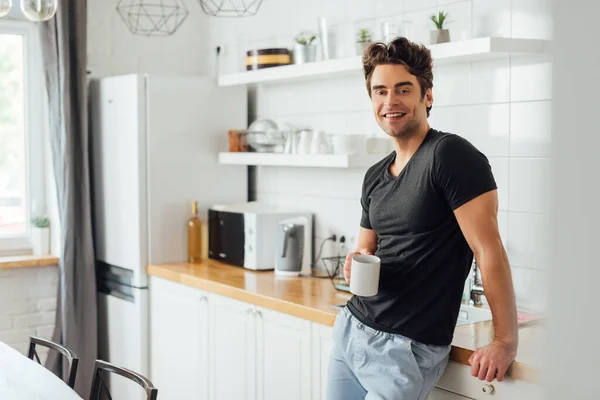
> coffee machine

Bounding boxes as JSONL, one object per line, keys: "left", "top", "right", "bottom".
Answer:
{"left": 275, "top": 216, "right": 312, "bottom": 276}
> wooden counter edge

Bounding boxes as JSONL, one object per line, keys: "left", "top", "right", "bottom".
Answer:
{"left": 0, "top": 254, "right": 60, "bottom": 270}
{"left": 147, "top": 264, "right": 538, "bottom": 384}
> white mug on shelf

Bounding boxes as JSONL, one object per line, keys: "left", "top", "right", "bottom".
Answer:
{"left": 297, "top": 129, "right": 312, "bottom": 154}
{"left": 310, "top": 130, "right": 329, "bottom": 154}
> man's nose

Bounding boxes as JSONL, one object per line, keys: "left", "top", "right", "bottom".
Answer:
{"left": 384, "top": 91, "right": 400, "bottom": 106}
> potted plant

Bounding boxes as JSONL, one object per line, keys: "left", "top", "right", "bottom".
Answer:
{"left": 293, "top": 32, "right": 317, "bottom": 64}
{"left": 356, "top": 28, "right": 373, "bottom": 55}
{"left": 430, "top": 11, "right": 450, "bottom": 44}
{"left": 31, "top": 215, "right": 50, "bottom": 256}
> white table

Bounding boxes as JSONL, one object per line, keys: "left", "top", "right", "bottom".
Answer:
{"left": 0, "top": 341, "right": 83, "bottom": 400}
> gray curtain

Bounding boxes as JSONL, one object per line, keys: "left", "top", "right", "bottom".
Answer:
{"left": 38, "top": 0, "right": 97, "bottom": 397}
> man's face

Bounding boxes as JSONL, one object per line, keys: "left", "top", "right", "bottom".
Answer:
{"left": 370, "top": 64, "right": 432, "bottom": 139}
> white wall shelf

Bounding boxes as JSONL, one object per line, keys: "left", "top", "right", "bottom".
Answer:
{"left": 217, "top": 152, "right": 385, "bottom": 168}
{"left": 218, "top": 37, "right": 550, "bottom": 87}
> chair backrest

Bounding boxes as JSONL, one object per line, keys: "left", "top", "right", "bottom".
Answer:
{"left": 89, "top": 360, "right": 158, "bottom": 400}
{"left": 27, "top": 335, "right": 79, "bottom": 389}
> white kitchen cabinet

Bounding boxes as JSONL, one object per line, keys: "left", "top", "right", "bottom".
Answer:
{"left": 428, "top": 387, "right": 474, "bottom": 399}
{"left": 311, "top": 323, "right": 334, "bottom": 400}
{"left": 435, "top": 361, "right": 544, "bottom": 400}
{"left": 209, "top": 294, "right": 257, "bottom": 400}
{"left": 256, "top": 307, "right": 312, "bottom": 400}
{"left": 149, "top": 276, "right": 209, "bottom": 400}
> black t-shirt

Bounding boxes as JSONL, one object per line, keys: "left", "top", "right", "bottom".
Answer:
{"left": 346, "top": 128, "right": 497, "bottom": 346}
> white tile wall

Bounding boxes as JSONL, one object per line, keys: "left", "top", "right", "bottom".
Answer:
{"left": 509, "top": 158, "right": 551, "bottom": 214}
{"left": 472, "top": 0, "right": 511, "bottom": 38}
{"left": 0, "top": 266, "right": 58, "bottom": 356}
{"left": 87, "top": 0, "right": 553, "bottom": 311}
{"left": 510, "top": 101, "right": 553, "bottom": 158}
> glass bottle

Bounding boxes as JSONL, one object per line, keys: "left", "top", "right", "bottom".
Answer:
{"left": 188, "top": 201, "right": 202, "bottom": 263}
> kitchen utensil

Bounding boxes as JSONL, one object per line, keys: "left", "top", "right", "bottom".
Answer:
{"left": 350, "top": 254, "right": 381, "bottom": 297}
{"left": 310, "top": 130, "right": 329, "bottom": 154}
{"left": 275, "top": 216, "right": 310, "bottom": 276}
{"left": 246, "top": 118, "right": 288, "bottom": 152}
{"left": 208, "top": 202, "right": 312, "bottom": 272}
{"left": 296, "top": 129, "right": 312, "bottom": 154}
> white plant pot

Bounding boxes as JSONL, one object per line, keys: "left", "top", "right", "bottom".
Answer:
{"left": 31, "top": 227, "right": 50, "bottom": 256}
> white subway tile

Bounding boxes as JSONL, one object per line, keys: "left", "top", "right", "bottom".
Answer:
{"left": 432, "top": 106, "right": 471, "bottom": 137}
{"left": 510, "top": 101, "right": 552, "bottom": 158}
{"left": 470, "top": 57, "right": 510, "bottom": 104}
{"left": 508, "top": 212, "right": 551, "bottom": 270}
{"left": 468, "top": 104, "right": 510, "bottom": 157}
{"left": 13, "top": 314, "right": 44, "bottom": 329}
{"left": 489, "top": 157, "right": 509, "bottom": 211}
{"left": 0, "top": 317, "right": 12, "bottom": 332}
{"left": 2, "top": 300, "right": 36, "bottom": 316}
{"left": 0, "top": 328, "right": 36, "bottom": 345}
{"left": 404, "top": 0, "right": 437, "bottom": 13}
{"left": 36, "top": 326, "right": 55, "bottom": 340}
{"left": 511, "top": 0, "right": 553, "bottom": 40}
{"left": 510, "top": 55, "right": 553, "bottom": 102}
{"left": 511, "top": 266, "right": 548, "bottom": 312}
{"left": 472, "top": 0, "right": 511, "bottom": 38}
{"left": 509, "top": 158, "right": 552, "bottom": 213}
{"left": 344, "top": 111, "right": 382, "bottom": 136}
{"left": 433, "top": 64, "right": 471, "bottom": 106}
{"left": 401, "top": 9, "right": 436, "bottom": 45}
{"left": 346, "top": 0, "right": 379, "bottom": 21}
{"left": 441, "top": 1, "right": 472, "bottom": 42}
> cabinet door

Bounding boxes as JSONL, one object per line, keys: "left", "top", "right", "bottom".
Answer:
{"left": 209, "top": 294, "right": 257, "bottom": 400}
{"left": 436, "top": 361, "right": 544, "bottom": 400}
{"left": 149, "top": 277, "right": 209, "bottom": 400}
{"left": 256, "top": 307, "right": 312, "bottom": 400}
{"left": 428, "top": 387, "right": 475, "bottom": 399}
{"left": 311, "top": 323, "right": 333, "bottom": 400}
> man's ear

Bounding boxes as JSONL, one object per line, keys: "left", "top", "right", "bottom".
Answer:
{"left": 425, "top": 88, "right": 433, "bottom": 107}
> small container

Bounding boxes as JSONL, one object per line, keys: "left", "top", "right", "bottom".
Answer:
{"left": 246, "top": 48, "right": 291, "bottom": 70}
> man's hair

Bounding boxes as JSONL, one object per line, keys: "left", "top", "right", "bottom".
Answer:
{"left": 362, "top": 37, "right": 434, "bottom": 117}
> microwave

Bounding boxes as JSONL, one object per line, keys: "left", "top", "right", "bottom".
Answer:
{"left": 208, "top": 202, "right": 313, "bottom": 271}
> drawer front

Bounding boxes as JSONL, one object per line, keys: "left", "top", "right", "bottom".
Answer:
{"left": 436, "top": 362, "right": 544, "bottom": 400}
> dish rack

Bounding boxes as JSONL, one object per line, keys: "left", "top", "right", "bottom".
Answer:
{"left": 320, "top": 255, "right": 351, "bottom": 292}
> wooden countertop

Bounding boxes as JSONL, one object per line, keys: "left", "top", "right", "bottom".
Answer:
{"left": 147, "top": 260, "right": 543, "bottom": 384}
{"left": 0, "top": 254, "right": 59, "bottom": 270}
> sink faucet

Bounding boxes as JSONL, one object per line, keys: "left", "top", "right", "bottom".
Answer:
{"left": 469, "top": 259, "right": 485, "bottom": 306}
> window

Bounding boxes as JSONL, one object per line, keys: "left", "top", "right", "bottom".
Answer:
{"left": 0, "top": 20, "right": 45, "bottom": 254}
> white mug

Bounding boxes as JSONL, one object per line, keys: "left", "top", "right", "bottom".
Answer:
{"left": 350, "top": 254, "right": 381, "bottom": 297}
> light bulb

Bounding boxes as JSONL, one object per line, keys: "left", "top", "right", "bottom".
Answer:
{"left": 21, "top": 0, "right": 58, "bottom": 22}
{"left": 0, "top": 0, "right": 12, "bottom": 18}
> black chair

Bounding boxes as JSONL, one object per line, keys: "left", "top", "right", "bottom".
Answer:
{"left": 27, "top": 335, "right": 79, "bottom": 389}
{"left": 89, "top": 360, "right": 158, "bottom": 400}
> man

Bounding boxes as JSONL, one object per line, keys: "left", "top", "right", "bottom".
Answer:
{"left": 327, "top": 37, "right": 518, "bottom": 400}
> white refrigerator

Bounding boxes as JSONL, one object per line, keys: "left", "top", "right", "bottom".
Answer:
{"left": 90, "top": 74, "right": 247, "bottom": 399}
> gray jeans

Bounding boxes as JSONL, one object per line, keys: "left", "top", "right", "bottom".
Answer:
{"left": 327, "top": 306, "right": 450, "bottom": 400}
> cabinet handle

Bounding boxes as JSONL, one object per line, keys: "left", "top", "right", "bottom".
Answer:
{"left": 200, "top": 296, "right": 208, "bottom": 303}
{"left": 255, "top": 309, "right": 263, "bottom": 318}
{"left": 247, "top": 307, "right": 255, "bottom": 315}
{"left": 481, "top": 384, "right": 495, "bottom": 395}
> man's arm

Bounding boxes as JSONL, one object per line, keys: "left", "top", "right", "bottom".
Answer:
{"left": 453, "top": 189, "right": 518, "bottom": 382}
{"left": 344, "top": 227, "right": 377, "bottom": 284}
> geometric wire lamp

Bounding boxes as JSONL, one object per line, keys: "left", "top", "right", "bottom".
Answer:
{"left": 116, "top": 0, "right": 189, "bottom": 36}
{"left": 197, "top": 0, "right": 262, "bottom": 17}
